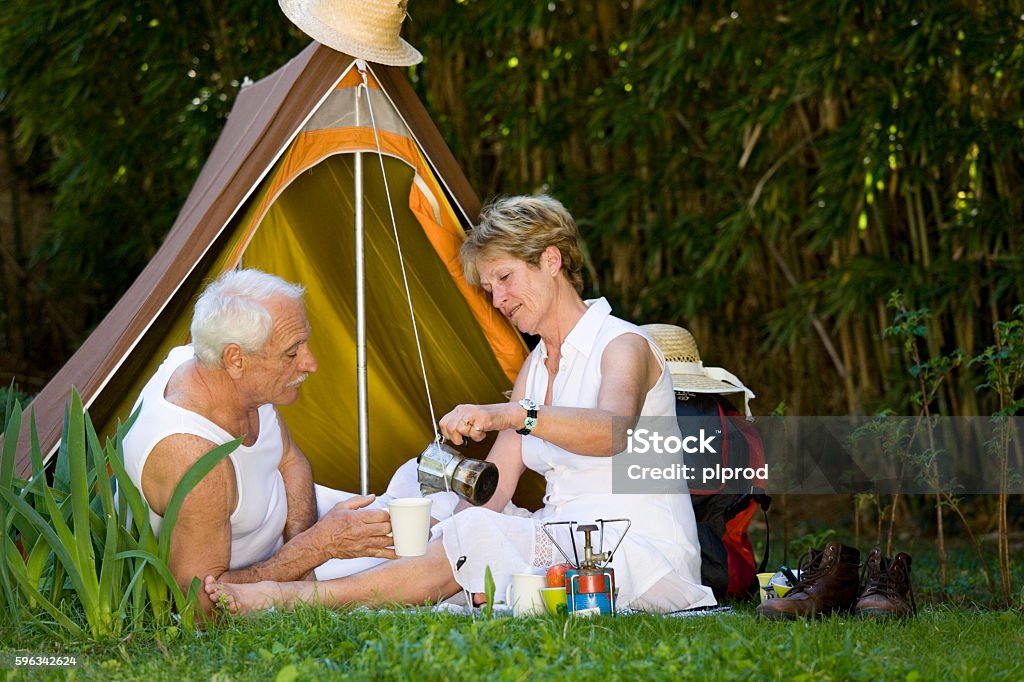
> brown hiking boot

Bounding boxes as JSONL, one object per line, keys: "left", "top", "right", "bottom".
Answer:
{"left": 756, "top": 541, "right": 861, "bottom": 620}
{"left": 854, "top": 548, "right": 916, "bottom": 619}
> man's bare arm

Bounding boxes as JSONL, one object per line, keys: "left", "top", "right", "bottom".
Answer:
{"left": 276, "top": 414, "right": 317, "bottom": 542}
{"left": 217, "top": 495, "right": 397, "bottom": 584}
{"left": 142, "top": 434, "right": 236, "bottom": 617}
{"left": 143, "top": 434, "right": 396, "bottom": 614}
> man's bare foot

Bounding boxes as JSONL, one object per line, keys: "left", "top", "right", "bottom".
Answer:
{"left": 203, "top": 575, "right": 286, "bottom": 615}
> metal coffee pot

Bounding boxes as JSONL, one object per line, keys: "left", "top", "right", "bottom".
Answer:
{"left": 416, "top": 442, "right": 499, "bottom": 506}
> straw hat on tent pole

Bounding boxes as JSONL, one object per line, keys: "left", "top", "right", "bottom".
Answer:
{"left": 279, "top": 0, "right": 422, "bottom": 493}
{"left": 279, "top": 0, "right": 423, "bottom": 66}
{"left": 643, "top": 324, "right": 756, "bottom": 417}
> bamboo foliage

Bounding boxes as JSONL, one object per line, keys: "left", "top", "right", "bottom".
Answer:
{"left": 407, "top": 0, "right": 1024, "bottom": 415}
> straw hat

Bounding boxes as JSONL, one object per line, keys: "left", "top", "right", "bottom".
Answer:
{"left": 642, "top": 324, "right": 756, "bottom": 413}
{"left": 280, "top": 0, "right": 423, "bottom": 67}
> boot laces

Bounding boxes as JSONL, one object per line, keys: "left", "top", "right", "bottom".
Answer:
{"left": 788, "top": 548, "right": 829, "bottom": 595}
{"left": 861, "top": 558, "right": 917, "bottom": 614}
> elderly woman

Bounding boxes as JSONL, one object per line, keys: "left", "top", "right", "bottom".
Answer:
{"left": 206, "top": 195, "right": 714, "bottom": 613}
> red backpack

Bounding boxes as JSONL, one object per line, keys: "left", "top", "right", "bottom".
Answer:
{"left": 675, "top": 392, "right": 771, "bottom": 599}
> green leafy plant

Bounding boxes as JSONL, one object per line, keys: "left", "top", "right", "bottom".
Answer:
{"left": 881, "top": 291, "right": 1024, "bottom": 603}
{"left": 482, "top": 565, "right": 495, "bottom": 619}
{"left": 2, "top": 382, "right": 29, "bottom": 430}
{"left": 883, "top": 291, "right": 965, "bottom": 587}
{"left": 788, "top": 528, "right": 837, "bottom": 564}
{"left": 852, "top": 492, "right": 881, "bottom": 550}
{"left": 969, "top": 304, "right": 1024, "bottom": 606}
{"left": 0, "top": 390, "right": 240, "bottom": 637}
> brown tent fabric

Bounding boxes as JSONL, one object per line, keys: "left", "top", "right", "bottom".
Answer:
{"left": 13, "top": 43, "right": 531, "bottom": 498}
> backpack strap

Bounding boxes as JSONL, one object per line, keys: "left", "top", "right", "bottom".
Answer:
{"left": 754, "top": 493, "right": 771, "bottom": 573}
{"left": 723, "top": 492, "right": 773, "bottom": 573}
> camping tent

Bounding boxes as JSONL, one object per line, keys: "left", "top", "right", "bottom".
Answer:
{"left": 14, "top": 42, "right": 529, "bottom": 495}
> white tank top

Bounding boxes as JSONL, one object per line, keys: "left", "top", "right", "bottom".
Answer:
{"left": 122, "top": 346, "right": 287, "bottom": 569}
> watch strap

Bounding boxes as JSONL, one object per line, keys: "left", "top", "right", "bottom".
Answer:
{"left": 516, "top": 398, "right": 538, "bottom": 435}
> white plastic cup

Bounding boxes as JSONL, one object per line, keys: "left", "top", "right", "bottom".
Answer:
{"left": 387, "top": 498, "right": 432, "bottom": 557}
{"left": 505, "top": 573, "right": 548, "bottom": 616}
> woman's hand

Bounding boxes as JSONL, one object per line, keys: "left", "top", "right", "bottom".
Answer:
{"left": 439, "top": 402, "right": 519, "bottom": 445}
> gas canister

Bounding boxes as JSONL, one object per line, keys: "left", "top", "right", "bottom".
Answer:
{"left": 565, "top": 568, "right": 615, "bottom": 615}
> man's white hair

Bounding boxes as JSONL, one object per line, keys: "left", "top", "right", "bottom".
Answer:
{"left": 191, "top": 269, "right": 305, "bottom": 368}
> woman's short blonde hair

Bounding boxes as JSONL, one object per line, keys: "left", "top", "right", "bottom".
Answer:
{"left": 461, "top": 194, "right": 585, "bottom": 294}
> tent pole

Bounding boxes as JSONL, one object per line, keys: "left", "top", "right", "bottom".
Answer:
{"left": 355, "top": 149, "right": 370, "bottom": 495}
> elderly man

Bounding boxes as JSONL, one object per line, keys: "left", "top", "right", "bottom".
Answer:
{"left": 123, "top": 268, "right": 397, "bottom": 615}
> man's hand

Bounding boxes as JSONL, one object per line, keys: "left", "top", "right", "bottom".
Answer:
{"left": 318, "top": 495, "right": 399, "bottom": 560}
{"left": 217, "top": 494, "right": 398, "bottom": 586}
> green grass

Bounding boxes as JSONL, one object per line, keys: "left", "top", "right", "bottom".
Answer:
{"left": 3, "top": 536, "right": 1023, "bottom": 680}
{"left": 3, "top": 522, "right": 1021, "bottom": 680}
{"left": 2, "top": 605, "right": 1022, "bottom": 681}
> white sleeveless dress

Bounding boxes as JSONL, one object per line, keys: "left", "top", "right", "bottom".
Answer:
{"left": 122, "top": 346, "right": 289, "bottom": 570}
{"left": 433, "top": 298, "right": 716, "bottom": 611}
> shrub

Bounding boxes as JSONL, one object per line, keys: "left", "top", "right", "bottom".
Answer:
{"left": 0, "top": 390, "right": 239, "bottom": 638}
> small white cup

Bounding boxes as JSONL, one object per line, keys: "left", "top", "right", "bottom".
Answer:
{"left": 387, "top": 498, "right": 432, "bottom": 557}
{"left": 505, "top": 573, "right": 548, "bottom": 616}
